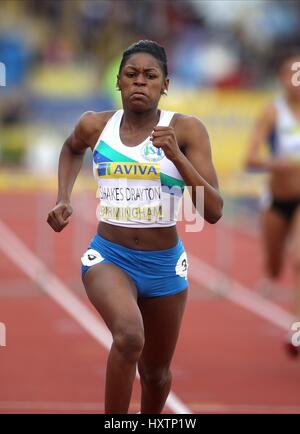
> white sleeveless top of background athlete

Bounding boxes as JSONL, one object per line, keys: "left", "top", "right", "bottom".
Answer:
{"left": 92, "top": 109, "right": 185, "bottom": 228}
{"left": 260, "top": 96, "right": 300, "bottom": 209}
{"left": 271, "top": 96, "right": 300, "bottom": 157}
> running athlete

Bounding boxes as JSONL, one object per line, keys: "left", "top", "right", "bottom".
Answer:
{"left": 47, "top": 40, "right": 223, "bottom": 413}
{"left": 245, "top": 49, "right": 300, "bottom": 357}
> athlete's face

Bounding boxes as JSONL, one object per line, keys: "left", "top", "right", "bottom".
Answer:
{"left": 280, "top": 56, "right": 300, "bottom": 101}
{"left": 118, "top": 53, "right": 169, "bottom": 112}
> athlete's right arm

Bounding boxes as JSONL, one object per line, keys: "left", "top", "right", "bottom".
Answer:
{"left": 245, "top": 103, "right": 277, "bottom": 171}
{"left": 47, "top": 111, "right": 97, "bottom": 232}
{"left": 245, "top": 103, "right": 300, "bottom": 172}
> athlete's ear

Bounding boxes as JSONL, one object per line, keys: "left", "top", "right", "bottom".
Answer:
{"left": 116, "top": 75, "right": 121, "bottom": 91}
{"left": 163, "top": 77, "right": 170, "bottom": 95}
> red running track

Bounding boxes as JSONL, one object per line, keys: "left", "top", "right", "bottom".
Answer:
{"left": 0, "top": 191, "right": 300, "bottom": 414}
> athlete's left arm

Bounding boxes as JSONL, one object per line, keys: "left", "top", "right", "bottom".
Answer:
{"left": 151, "top": 116, "right": 223, "bottom": 224}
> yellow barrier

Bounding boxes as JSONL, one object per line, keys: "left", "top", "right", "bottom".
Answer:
{"left": 160, "top": 88, "right": 275, "bottom": 175}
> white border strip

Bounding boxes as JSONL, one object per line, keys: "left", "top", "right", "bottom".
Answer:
{"left": 0, "top": 218, "right": 191, "bottom": 414}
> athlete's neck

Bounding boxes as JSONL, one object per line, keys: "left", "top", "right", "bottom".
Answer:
{"left": 121, "top": 109, "right": 160, "bottom": 133}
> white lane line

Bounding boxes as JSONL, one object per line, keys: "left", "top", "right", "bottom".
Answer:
{"left": 0, "top": 218, "right": 191, "bottom": 414}
{"left": 190, "top": 402, "right": 300, "bottom": 414}
{"left": 188, "top": 254, "right": 296, "bottom": 331}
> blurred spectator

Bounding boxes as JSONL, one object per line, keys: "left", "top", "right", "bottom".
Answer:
{"left": 1, "top": 94, "right": 27, "bottom": 126}
{"left": 1, "top": 0, "right": 299, "bottom": 91}
{"left": 42, "top": 34, "right": 74, "bottom": 65}
{"left": 0, "top": 31, "right": 30, "bottom": 87}
{"left": 27, "top": 0, "right": 63, "bottom": 24}
{"left": 77, "top": 0, "right": 112, "bottom": 53}
{"left": 0, "top": 0, "right": 299, "bottom": 131}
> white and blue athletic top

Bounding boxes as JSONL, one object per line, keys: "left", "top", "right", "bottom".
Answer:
{"left": 260, "top": 96, "right": 300, "bottom": 209}
{"left": 269, "top": 96, "right": 300, "bottom": 158}
{"left": 92, "top": 109, "right": 185, "bottom": 228}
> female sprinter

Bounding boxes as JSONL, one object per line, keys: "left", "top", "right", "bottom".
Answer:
{"left": 47, "top": 40, "right": 223, "bottom": 412}
{"left": 245, "top": 49, "right": 300, "bottom": 357}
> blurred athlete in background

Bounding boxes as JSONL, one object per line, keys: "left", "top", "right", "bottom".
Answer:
{"left": 246, "top": 48, "right": 300, "bottom": 357}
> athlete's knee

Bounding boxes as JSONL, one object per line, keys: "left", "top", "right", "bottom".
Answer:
{"left": 113, "top": 329, "right": 144, "bottom": 362}
{"left": 139, "top": 366, "right": 171, "bottom": 389}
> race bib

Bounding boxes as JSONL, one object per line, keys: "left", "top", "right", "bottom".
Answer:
{"left": 175, "top": 252, "right": 188, "bottom": 279}
{"left": 81, "top": 249, "right": 105, "bottom": 267}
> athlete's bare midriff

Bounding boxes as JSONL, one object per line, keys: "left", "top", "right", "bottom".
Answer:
{"left": 97, "top": 221, "right": 178, "bottom": 250}
{"left": 270, "top": 169, "right": 300, "bottom": 199}
{"left": 94, "top": 111, "right": 185, "bottom": 250}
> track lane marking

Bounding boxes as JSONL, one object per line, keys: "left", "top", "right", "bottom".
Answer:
{"left": 0, "top": 218, "right": 192, "bottom": 414}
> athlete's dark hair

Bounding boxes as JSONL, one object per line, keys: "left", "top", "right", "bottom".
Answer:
{"left": 118, "top": 40, "right": 168, "bottom": 77}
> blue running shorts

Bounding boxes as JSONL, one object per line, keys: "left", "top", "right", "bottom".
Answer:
{"left": 81, "top": 233, "right": 188, "bottom": 298}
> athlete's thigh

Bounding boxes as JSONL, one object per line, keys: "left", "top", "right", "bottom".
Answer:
{"left": 137, "top": 289, "right": 188, "bottom": 369}
{"left": 83, "top": 263, "right": 143, "bottom": 335}
{"left": 261, "top": 208, "right": 290, "bottom": 268}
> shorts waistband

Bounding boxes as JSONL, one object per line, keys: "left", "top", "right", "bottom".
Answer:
{"left": 93, "top": 233, "right": 181, "bottom": 255}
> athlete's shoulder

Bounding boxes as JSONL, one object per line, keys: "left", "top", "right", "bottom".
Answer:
{"left": 172, "top": 113, "right": 209, "bottom": 141}
{"left": 76, "top": 110, "right": 117, "bottom": 135}
{"left": 173, "top": 113, "right": 206, "bottom": 127}
{"left": 74, "top": 110, "right": 117, "bottom": 147}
